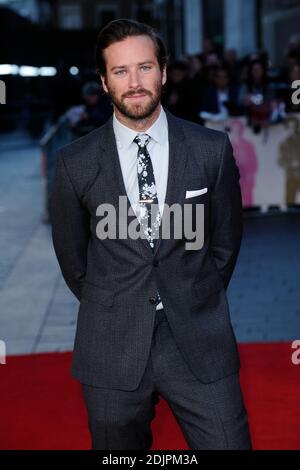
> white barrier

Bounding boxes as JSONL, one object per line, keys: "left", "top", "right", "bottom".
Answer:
{"left": 207, "top": 114, "right": 300, "bottom": 208}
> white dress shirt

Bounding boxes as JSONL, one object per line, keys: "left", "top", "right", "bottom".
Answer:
{"left": 113, "top": 105, "right": 169, "bottom": 310}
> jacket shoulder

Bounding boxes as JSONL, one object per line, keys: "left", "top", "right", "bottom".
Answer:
{"left": 56, "top": 125, "right": 104, "bottom": 164}
{"left": 53, "top": 121, "right": 110, "bottom": 196}
{"left": 168, "top": 114, "right": 231, "bottom": 183}
{"left": 178, "top": 116, "right": 227, "bottom": 147}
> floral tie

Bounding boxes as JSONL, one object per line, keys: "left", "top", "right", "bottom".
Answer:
{"left": 133, "top": 133, "right": 162, "bottom": 307}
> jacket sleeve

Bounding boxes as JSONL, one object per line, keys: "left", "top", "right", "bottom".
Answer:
{"left": 49, "top": 150, "right": 90, "bottom": 301}
{"left": 210, "top": 134, "right": 243, "bottom": 290}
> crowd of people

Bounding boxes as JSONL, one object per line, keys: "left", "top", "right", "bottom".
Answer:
{"left": 40, "top": 34, "right": 300, "bottom": 221}
{"left": 44, "top": 34, "right": 300, "bottom": 142}
{"left": 161, "top": 36, "right": 300, "bottom": 133}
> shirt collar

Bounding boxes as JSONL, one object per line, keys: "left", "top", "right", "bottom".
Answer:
{"left": 113, "top": 105, "right": 168, "bottom": 150}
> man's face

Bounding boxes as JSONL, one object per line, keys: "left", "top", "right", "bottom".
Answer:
{"left": 100, "top": 35, "right": 166, "bottom": 120}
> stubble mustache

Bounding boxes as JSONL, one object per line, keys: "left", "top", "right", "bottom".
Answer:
{"left": 122, "top": 89, "right": 152, "bottom": 99}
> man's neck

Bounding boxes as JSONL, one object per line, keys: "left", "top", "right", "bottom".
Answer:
{"left": 114, "top": 104, "right": 161, "bottom": 132}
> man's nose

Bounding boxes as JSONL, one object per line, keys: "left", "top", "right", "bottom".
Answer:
{"left": 128, "top": 69, "right": 142, "bottom": 89}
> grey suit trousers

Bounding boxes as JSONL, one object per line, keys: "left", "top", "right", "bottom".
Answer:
{"left": 81, "top": 308, "right": 252, "bottom": 450}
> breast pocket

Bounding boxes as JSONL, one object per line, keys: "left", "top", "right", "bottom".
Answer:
{"left": 183, "top": 181, "right": 210, "bottom": 248}
{"left": 184, "top": 183, "right": 209, "bottom": 202}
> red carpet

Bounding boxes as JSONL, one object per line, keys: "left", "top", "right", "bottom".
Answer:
{"left": 0, "top": 343, "right": 299, "bottom": 450}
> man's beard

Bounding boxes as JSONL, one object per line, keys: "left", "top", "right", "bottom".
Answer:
{"left": 105, "top": 79, "right": 162, "bottom": 120}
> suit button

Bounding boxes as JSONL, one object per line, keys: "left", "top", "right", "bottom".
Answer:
{"left": 149, "top": 297, "right": 157, "bottom": 304}
{"left": 153, "top": 260, "right": 159, "bottom": 267}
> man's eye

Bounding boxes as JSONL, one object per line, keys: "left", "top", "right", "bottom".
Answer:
{"left": 141, "top": 66, "right": 151, "bottom": 71}
{"left": 115, "top": 70, "right": 126, "bottom": 75}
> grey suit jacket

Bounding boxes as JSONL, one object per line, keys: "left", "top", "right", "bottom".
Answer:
{"left": 50, "top": 108, "right": 243, "bottom": 390}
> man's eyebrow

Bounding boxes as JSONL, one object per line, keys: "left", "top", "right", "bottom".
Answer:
{"left": 111, "top": 61, "right": 156, "bottom": 71}
{"left": 138, "top": 61, "right": 155, "bottom": 66}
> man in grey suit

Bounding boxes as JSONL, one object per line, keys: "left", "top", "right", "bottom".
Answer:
{"left": 50, "top": 19, "right": 252, "bottom": 450}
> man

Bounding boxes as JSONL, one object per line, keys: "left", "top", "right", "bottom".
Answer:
{"left": 199, "top": 67, "right": 240, "bottom": 122}
{"left": 50, "top": 19, "right": 252, "bottom": 450}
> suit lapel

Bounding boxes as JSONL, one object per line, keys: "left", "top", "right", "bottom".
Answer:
{"left": 96, "top": 108, "right": 188, "bottom": 257}
{"left": 96, "top": 116, "right": 151, "bottom": 257}
{"left": 152, "top": 109, "right": 188, "bottom": 256}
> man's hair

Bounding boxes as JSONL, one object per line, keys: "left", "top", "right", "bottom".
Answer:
{"left": 95, "top": 18, "right": 168, "bottom": 76}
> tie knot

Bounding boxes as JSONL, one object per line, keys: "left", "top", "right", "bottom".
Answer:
{"left": 133, "top": 133, "right": 151, "bottom": 148}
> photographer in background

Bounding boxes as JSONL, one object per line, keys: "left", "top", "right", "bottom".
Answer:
{"left": 66, "top": 81, "right": 112, "bottom": 139}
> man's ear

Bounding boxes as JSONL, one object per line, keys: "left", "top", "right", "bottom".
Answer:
{"left": 100, "top": 74, "right": 108, "bottom": 93}
{"left": 162, "top": 65, "right": 167, "bottom": 86}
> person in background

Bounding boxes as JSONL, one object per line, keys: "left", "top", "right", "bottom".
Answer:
{"left": 239, "top": 60, "right": 272, "bottom": 132}
{"left": 199, "top": 66, "right": 241, "bottom": 122}
{"left": 239, "top": 60, "right": 270, "bottom": 108}
{"left": 162, "top": 60, "right": 201, "bottom": 123}
{"left": 224, "top": 49, "right": 240, "bottom": 85}
{"left": 202, "top": 38, "right": 221, "bottom": 68}
{"left": 66, "top": 81, "right": 112, "bottom": 138}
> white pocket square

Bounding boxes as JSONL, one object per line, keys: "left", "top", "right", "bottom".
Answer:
{"left": 185, "top": 187, "right": 208, "bottom": 199}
